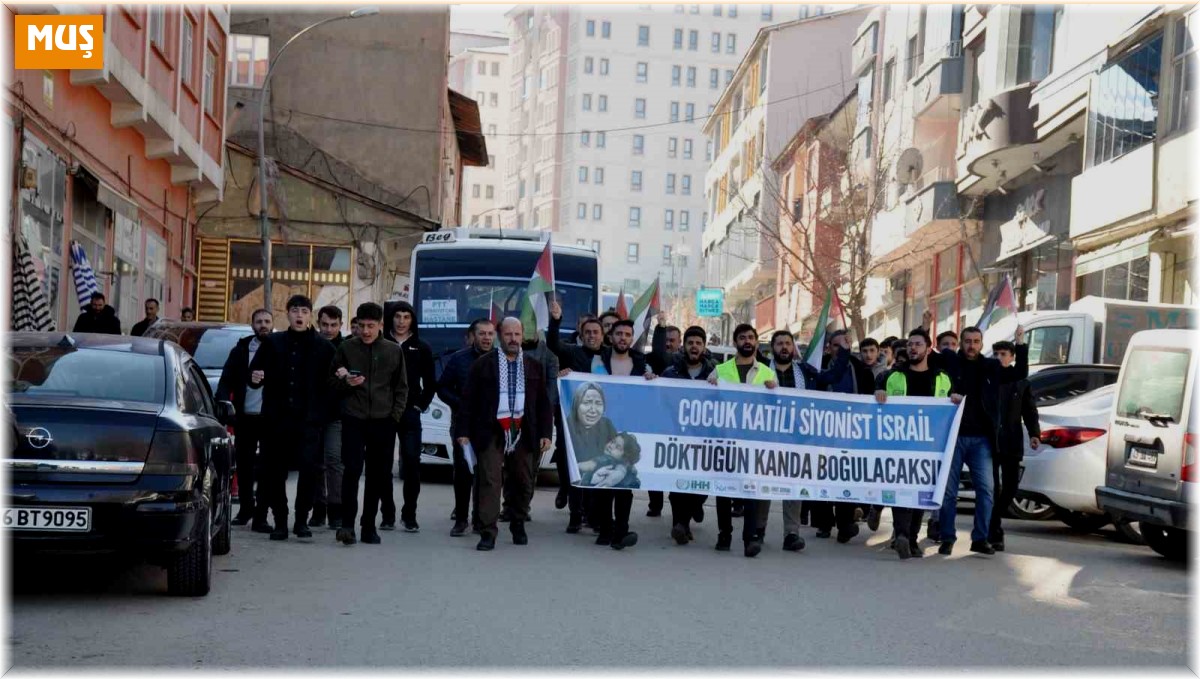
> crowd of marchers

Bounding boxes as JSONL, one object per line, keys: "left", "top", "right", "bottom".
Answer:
{"left": 209, "top": 290, "right": 1038, "bottom": 560}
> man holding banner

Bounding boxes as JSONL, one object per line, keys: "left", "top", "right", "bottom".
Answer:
{"left": 661, "top": 326, "right": 717, "bottom": 545}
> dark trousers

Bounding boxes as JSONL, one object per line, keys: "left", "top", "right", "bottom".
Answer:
{"left": 233, "top": 414, "right": 264, "bottom": 519}
{"left": 716, "top": 497, "right": 761, "bottom": 541}
{"left": 810, "top": 502, "right": 857, "bottom": 533}
{"left": 990, "top": 454, "right": 1021, "bottom": 543}
{"left": 261, "top": 419, "right": 322, "bottom": 525}
{"left": 552, "top": 410, "right": 583, "bottom": 519}
{"left": 386, "top": 408, "right": 422, "bottom": 523}
{"left": 647, "top": 490, "right": 664, "bottom": 512}
{"left": 451, "top": 439, "right": 474, "bottom": 525}
{"left": 590, "top": 489, "right": 633, "bottom": 538}
{"left": 669, "top": 492, "right": 705, "bottom": 530}
{"left": 891, "top": 507, "right": 925, "bottom": 546}
{"left": 477, "top": 436, "right": 534, "bottom": 538}
{"left": 340, "top": 417, "right": 395, "bottom": 531}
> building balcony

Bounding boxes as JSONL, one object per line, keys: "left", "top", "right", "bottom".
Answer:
{"left": 904, "top": 175, "right": 959, "bottom": 237}
{"left": 911, "top": 44, "right": 963, "bottom": 121}
{"left": 851, "top": 16, "right": 880, "bottom": 76}
{"left": 963, "top": 5, "right": 989, "bottom": 46}
{"left": 955, "top": 82, "right": 1038, "bottom": 195}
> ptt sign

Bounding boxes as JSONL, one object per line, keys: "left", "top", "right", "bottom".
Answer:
{"left": 14, "top": 15, "right": 104, "bottom": 70}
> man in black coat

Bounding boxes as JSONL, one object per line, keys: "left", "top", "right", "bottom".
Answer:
{"left": 72, "top": 292, "right": 121, "bottom": 335}
{"left": 436, "top": 318, "right": 496, "bottom": 537}
{"left": 383, "top": 301, "right": 436, "bottom": 532}
{"left": 989, "top": 340, "right": 1040, "bottom": 551}
{"left": 216, "top": 308, "right": 274, "bottom": 530}
{"left": 661, "top": 325, "right": 715, "bottom": 545}
{"left": 248, "top": 295, "right": 336, "bottom": 541}
{"left": 454, "top": 317, "right": 552, "bottom": 551}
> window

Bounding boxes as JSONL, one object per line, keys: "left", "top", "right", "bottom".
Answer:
{"left": 637, "top": 62, "right": 649, "bottom": 83}
{"left": 472, "top": 184, "right": 481, "bottom": 198}
{"left": 761, "top": 4, "right": 773, "bottom": 20}
{"left": 600, "top": 58, "right": 610, "bottom": 75}
{"left": 857, "top": 65, "right": 874, "bottom": 129}
{"left": 663, "top": 245, "right": 673, "bottom": 263}
{"left": 682, "top": 175, "right": 692, "bottom": 195}
{"left": 689, "top": 30, "right": 699, "bottom": 51}
{"left": 706, "top": 139, "right": 713, "bottom": 161}
{"left": 577, "top": 238, "right": 587, "bottom": 246}
{"left": 486, "top": 185, "right": 494, "bottom": 199}
{"left": 595, "top": 167, "right": 605, "bottom": 184}
{"left": 592, "top": 240, "right": 602, "bottom": 253}
{"left": 520, "top": 179, "right": 527, "bottom": 198}
{"left": 668, "top": 137, "right": 679, "bottom": 158}
{"left": 587, "top": 20, "right": 596, "bottom": 37}
{"left": 712, "top": 32, "right": 722, "bottom": 53}
{"left": 487, "top": 124, "right": 497, "bottom": 135}
{"left": 726, "top": 69, "right": 735, "bottom": 85}
{"left": 883, "top": 58, "right": 895, "bottom": 102}
{"left": 629, "top": 206, "right": 642, "bottom": 228}
{"left": 581, "top": 131, "right": 591, "bottom": 146}
{"left": 1116, "top": 348, "right": 1190, "bottom": 422}
{"left": 633, "top": 135, "right": 645, "bottom": 154}
{"left": 638, "top": 25, "right": 650, "bottom": 46}
{"left": 476, "top": 90, "right": 486, "bottom": 104}
{"left": 578, "top": 202, "right": 588, "bottom": 219}
{"left": 1089, "top": 33, "right": 1163, "bottom": 167}
{"left": 690, "top": 5, "right": 699, "bottom": 14}
{"left": 729, "top": 4, "right": 738, "bottom": 17}
{"left": 582, "top": 94, "right": 592, "bottom": 111}
{"left": 478, "top": 61, "right": 487, "bottom": 75}
{"left": 492, "top": 62, "right": 500, "bottom": 76}
{"left": 680, "top": 210, "right": 690, "bottom": 230}
{"left": 1017, "top": 6, "right": 1059, "bottom": 84}
{"left": 534, "top": 173, "right": 542, "bottom": 194}
{"left": 727, "top": 33, "right": 737, "bottom": 54}
{"left": 602, "top": 21, "right": 611, "bottom": 38}
{"left": 1171, "top": 11, "right": 1196, "bottom": 132}
{"left": 579, "top": 166, "right": 589, "bottom": 183}
{"left": 674, "top": 28, "right": 684, "bottom": 49}
{"left": 670, "top": 101, "right": 680, "bottom": 122}
{"left": 584, "top": 56, "right": 594, "bottom": 74}
{"left": 598, "top": 95, "right": 608, "bottom": 112}
{"left": 635, "top": 98, "right": 647, "bottom": 118}
{"left": 714, "top": 5, "right": 722, "bottom": 16}
{"left": 687, "top": 66, "right": 697, "bottom": 87}
{"left": 203, "top": 48, "right": 218, "bottom": 115}
{"left": 229, "top": 34, "right": 270, "bottom": 88}
{"left": 597, "top": 131, "right": 606, "bottom": 148}
{"left": 685, "top": 103, "right": 695, "bottom": 122}
{"left": 906, "top": 35, "right": 922, "bottom": 80}
{"left": 967, "top": 44, "right": 983, "bottom": 107}
{"left": 149, "top": 6, "right": 165, "bottom": 49}
{"left": 710, "top": 68, "right": 720, "bottom": 88}
{"left": 593, "top": 204, "right": 603, "bottom": 220}
{"left": 675, "top": 4, "right": 685, "bottom": 12}
{"left": 489, "top": 92, "right": 498, "bottom": 107}
{"left": 631, "top": 170, "right": 643, "bottom": 191}
{"left": 484, "top": 215, "right": 493, "bottom": 228}
{"left": 672, "top": 65, "right": 682, "bottom": 86}
{"left": 627, "top": 243, "right": 640, "bottom": 263}
{"left": 664, "top": 209, "right": 675, "bottom": 230}
{"left": 666, "top": 173, "right": 677, "bottom": 193}
{"left": 682, "top": 139, "right": 693, "bottom": 159}
{"left": 1075, "top": 255, "right": 1151, "bottom": 302}
{"left": 181, "top": 17, "right": 195, "bottom": 86}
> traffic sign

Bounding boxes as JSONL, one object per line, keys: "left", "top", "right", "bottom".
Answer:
{"left": 696, "top": 288, "right": 724, "bottom": 318}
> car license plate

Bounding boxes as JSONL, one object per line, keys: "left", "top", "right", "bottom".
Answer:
{"left": 4, "top": 507, "right": 91, "bottom": 532}
{"left": 1128, "top": 447, "right": 1159, "bottom": 469}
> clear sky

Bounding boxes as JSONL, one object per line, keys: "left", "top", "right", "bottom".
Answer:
{"left": 450, "top": 3, "right": 515, "bottom": 34}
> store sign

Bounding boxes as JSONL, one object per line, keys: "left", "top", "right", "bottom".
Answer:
{"left": 696, "top": 288, "right": 724, "bottom": 318}
{"left": 998, "top": 188, "right": 1052, "bottom": 262}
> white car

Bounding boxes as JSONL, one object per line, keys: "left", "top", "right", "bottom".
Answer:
{"left": 1017, "top": 384, "right": 1139, "bottom": 540}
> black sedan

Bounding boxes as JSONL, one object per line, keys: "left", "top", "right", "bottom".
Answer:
{"left": 140, "top": 321, "right": 253, "bottom": 397}
{"left": 7, "top": 332, "right": 236, "bottom": 596}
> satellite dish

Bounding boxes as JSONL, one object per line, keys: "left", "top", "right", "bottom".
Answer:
{"left": 896, "top": 148, "right": 924, "bottom": 185}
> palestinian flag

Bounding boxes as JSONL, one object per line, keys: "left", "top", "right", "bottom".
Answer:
{"left": 488, "top": 290, "right": 502, "bottom": 325}
{"left": 629, "top": 277, "right": 661, "bottom": 347}
{"left": 802, "top": 288, "right": 839, "bottom": 370}
{"left": 976, "top": 274, "right": 1018, "bottom": 331}
{"left": 520, "top": 238, "right": 556, "bottom": 339}
{"left": 615, "top": 285, "right": 629, "bottom": 320}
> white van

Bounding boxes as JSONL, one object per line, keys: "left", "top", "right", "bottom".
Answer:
{"left": 1096, "top": 328, "right": 1197, "bottom": 560}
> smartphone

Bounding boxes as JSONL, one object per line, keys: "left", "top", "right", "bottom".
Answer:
{"left": 348, "top": 370, "right": 362, "bottom": 378}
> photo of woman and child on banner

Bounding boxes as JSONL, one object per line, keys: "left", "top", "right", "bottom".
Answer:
{"left": 563, "top": 381, "right": 643, "bottom": 489}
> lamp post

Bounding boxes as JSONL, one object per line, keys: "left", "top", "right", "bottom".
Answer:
{"left": 257, "top": 7, "right": 379, "bottom": 314}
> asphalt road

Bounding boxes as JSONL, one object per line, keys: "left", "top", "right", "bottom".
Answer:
{"left": 8, "top": 471, "right": 1193, "bottom": 670}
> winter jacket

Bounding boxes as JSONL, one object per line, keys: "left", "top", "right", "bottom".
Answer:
{"left": 247, "top": 327, "right": 336, "bottom": 424}
{"left": 216, "top": 335, "right": 260, "bottom": 425}
{"left": 997, "top": 375, "right": 1039, "bottom": 460}
{"left": 661, "top": 354, "right": 716, "bottom": 381}
{"left": 523, "top": 338, "right": 561, "bottom": 408}
{"left": 437, "top": 346, "right": 489, "bottom": 416}
{"left": 546, "top": 313, "right": 602, "bottom": 372}
{"left": 72, "top": 305, "right": 121, "bottom": 335}
{"left": 330, "top": 336, "right": 408, "bottom": 422}
{"left": 930, "top": 344, "right": 1029, "bottom": 451}
{"left": 453, "top": 352, "right": 553, "bottom": 456}
{"left": 130, "top": 317, "right": 158, "bottom": 337}
{"left": 384, "top": 301, "right": 436, "bottom": 412}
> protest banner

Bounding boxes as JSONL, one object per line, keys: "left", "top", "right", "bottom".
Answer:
{"left": 558, "top": 373, "right": 963, "bottom": 510}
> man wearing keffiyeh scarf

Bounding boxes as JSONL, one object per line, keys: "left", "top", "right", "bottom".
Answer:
{"left": 455, "top": 318, "right": 553, "bottom": 551}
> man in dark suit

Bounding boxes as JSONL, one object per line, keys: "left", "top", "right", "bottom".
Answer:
{"left": 454, "top": 317, "right": 553, "bottom": 551}
{"left": 989, "top": 340, "right": 1040, "bottom": 551}
{"left": 216, "top": 308, "right": 274, "bottom": 530}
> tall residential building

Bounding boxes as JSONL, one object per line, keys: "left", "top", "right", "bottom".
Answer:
{"left": 449, "top": 37, "right": 511, "bottom": 228}
{"left": 503, "top": 4, "right": 838, "bottom": 300}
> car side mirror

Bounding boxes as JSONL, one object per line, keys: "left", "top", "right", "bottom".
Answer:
{"left": 216, "top": 400, "right": 236, "bottom": 426}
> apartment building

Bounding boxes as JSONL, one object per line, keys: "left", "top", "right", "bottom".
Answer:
{"left": 503, "top": 4, "right": 838, "bottom": 299}
{"left": 449, "top": 36, "right": 511, "bottom": 228}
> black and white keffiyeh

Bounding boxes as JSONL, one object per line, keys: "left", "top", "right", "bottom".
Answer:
{"left": 496, "top": 349, "right": 526, "bottom": 454}
{"left": 769, "top": 359, "right": 805, "bottom": 389}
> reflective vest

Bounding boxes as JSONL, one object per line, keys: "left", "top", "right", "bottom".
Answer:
{"left": 715, "top": 358, "right": 774, "bottom": 385}
{"left": 885, "top": 369, "right": 952, "bottom": 397}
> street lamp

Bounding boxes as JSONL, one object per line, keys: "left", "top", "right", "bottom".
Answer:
{"left": 256, "top": 7, "right": 380, "bottom": 313}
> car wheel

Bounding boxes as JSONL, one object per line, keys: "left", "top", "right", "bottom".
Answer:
{"left": 167, "top": 507, "right": 212, "bottom": 597}
{"left": 1140, "top": 524, "right": 1189, "bottom": 561}
{"left": 1111, "top": 519, "right": 1144, "bottom": 545}
{"left": 213, "top": 486, "right": 232, "bottom": 557}
{"left": 1055, "top": 509, "right": 1112, "bottom": 533}
{"left": 1008, "top": 497, "right": 1056, "bottom": 521}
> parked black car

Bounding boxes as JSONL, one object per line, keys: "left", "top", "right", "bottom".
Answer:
{"left": 6, "top": 332, "right": 236, "bottom": 596}
{"left": 140, "top": 321, "right": 253, "bottom": 397}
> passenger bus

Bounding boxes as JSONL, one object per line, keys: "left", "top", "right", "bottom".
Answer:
{"left": 399, "top": 228, "right": 599, "bottom": 468}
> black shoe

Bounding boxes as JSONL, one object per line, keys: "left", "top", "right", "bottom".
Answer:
{"left": 744, "top": 540, "right": 763, "bottom": 558}
{"left": 646, "top": 507, "right": 662, "bottom": 518}
{"left": 380, "top": 521, "right": 396, "bottom": 531}
{"left": 293, "top": 522, "right": 313, "bottom": 539}
{"left": 595, "top": 532, "right": 612, "bottom": 546}
{"left": 360, "top": 530, "right": 382, "bottom": 545}
{"left": 783, "top": 533, "right": 806, "bottom": 552}
{"left": 927, "top": 519, "right": 942, "bottom": 543}
{"left": 329, "top": 517, "right": 343, "bottom": 530}
{"left": 671, "top": 524, "right": 690, "bottom": 545}
{"left": 270, "top": 525, "right": 289, "bottom": 541}
{"left": 566, "top": 516, "right": 583, "bottom": 534}
{"left": 895, "top": 539, "right": 912, "bottom": 560}
{"left": 938, "top": 541, "right": 955, "bottom": 555}
{"left": 402, "top": 520, "right": 420, "bottom": 533}
{"left": 252, "top": 518, "right": 273, "bottom": 534}
{"left": 451, "top": 521, "right": 469, "bottom": 537}
{"left": 336, "top": 528, "right": 357, "bottom": 545}
{"left": 715, "top": 532, "right": 732, "bottom": 551}
{"left": 451, "top": 509, "right": 458, "bottom": 521}
{"left": 511, "top": 522, "right": 528, "bottom": 545}
{"left": 815, "top": 529, "right": 832, "bottom": 539}
{"left": 477, "top": 534, "right": 496, "bottom": 551}
{"left": 309, "top": 505, "right": 326, "bottom": 527}
{"left": 866, "top": 507, "right": 881, "bottom": 532}
{"left": 555, "top": 488, "right": 568, "bottom": 510}
{"left": 232, "top": 513, "right": 252, "bottom": 527}
{"left": 970, "top": 540, "right": 995, "bottom": 555}
{"left": 611, "top": 532, "right": 638, "bottom": 550}
{"left": 837, "top": 524, "right": 860, "bottom": 544}
{"left": 693, "top": 505, "right": 705, "bottom": 523}
{"left": 910, "top": 542, "right": 925, "bottom": 558}
{"left": 991, "top": 541, "right": 1005, "bottom": 552}
{"left": 731, "top": 505, "right": 746, "bottom": 519}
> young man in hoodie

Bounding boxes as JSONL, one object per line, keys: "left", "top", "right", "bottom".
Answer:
{"left": 383, "top": 301, "right": 435, "bottom": 533}
{"left": 330, "top": 302, "right": 408, "bottom": 546}
{"left": 311, "top": 305, "right": 346, "bottom": 529}
{"left": 437, "top": 318, "right": 496, "bottom": 536}
{"left": 73, "top": 292, "right": 121, "bottom": 334}
{"left": 661, "top": 325, "right": 715, "bottom": 545}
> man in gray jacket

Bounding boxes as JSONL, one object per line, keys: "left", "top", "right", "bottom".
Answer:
{"left": 330, "top": 302, "right": 408, "bottom": 546}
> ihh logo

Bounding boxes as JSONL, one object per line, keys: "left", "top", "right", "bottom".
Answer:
{"left": 15, "top": 16, "right": 104, "bottom": 70}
